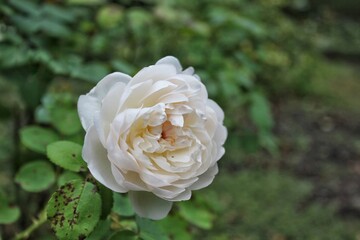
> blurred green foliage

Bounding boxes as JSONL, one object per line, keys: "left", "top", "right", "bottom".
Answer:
{"left": 0, "top": 0, "right": 321, "bottom": 154}
{"left": 1, "top": 0, "right": 359, "bottom": 239}
{"left": 200, "top": 170, "right": 357, "bottom": 240}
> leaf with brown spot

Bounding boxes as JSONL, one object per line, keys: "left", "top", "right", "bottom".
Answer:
{"left": 47, "top": 179, "right": 101, "bottom": 239}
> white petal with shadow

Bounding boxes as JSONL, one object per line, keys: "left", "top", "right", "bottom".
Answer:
{"left": 82, "top": 125, "right": 127, "bottom": 192}
{"left": 78, "top": 95, "right": 100, "bottom": 130}
{"left": 189, "top": 164, "right": 218, "bottom": 190}
{"left": 129, "top": 191, "right": 173, "bottom": 220}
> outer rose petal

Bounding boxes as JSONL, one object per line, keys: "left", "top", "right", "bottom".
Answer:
{"left": 189, "top": 164, "right": 219, "bottom": 190}
{"left": 207, "top": 99, "right": 225, "bottom": 122}
{"left": 78, "top": 72, "right": 131, "bottom": 130}
{"left": 91, "top": 72, "right": 131, "bottom": 99}
{"left": 207, "top": 99, "right": 228, "bottom": 145}
{"left": 182, "top": 67, "right": 195, "bottom": 75}
{"left": 156, "top": 56, "right": 195, "bottom": 76}
{"left": 129, "top": 191, "right": 173, "bottom": 220}
{"left": 78, "top": 95, "right": 101, "bottom": 131}
{"left": 156, "top": 56, "right": 182, "bottom": 73}
{"left": 130, "top": 64, "right": 177, "bottom": 86}
{"left": 95, "top": 82, "right": 127, "bottom": 145}
{"left": 215, "top": 125, "right": 228, "bottom": 146}
{"left": 83, "top": 125, "right": 127, "bottom": 193}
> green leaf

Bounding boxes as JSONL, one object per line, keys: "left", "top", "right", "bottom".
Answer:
{"left": 72, "top": 62, "right": 109, "bottom": 83}
{"left": 234, "top": 16, "right": 265, "bottom": 37}
{"left": 47, "top": 180, "right": 102, "bottom": 240}
{"left": 39, "top": 20, "right": 71, "bottom": 38}
{"left": 108, "top": 230, "right": 139, "bottom": 240}
{"left": 15, "top": 161, "right": 56, "bottom": 192}
{"left": 67, "top": 0, "right": 105, "bottom": 5}
{"left": 127, "top": 9, "right": 152, "bottom": 32}
{"left": 86, "top": 219, "right": 112, "bottom": 240}
{"left": 50, "top": 107, "right": 82, "bottom": 135}
{"left": 57, "top": 171, "right": 83, "bottom": 187}
{"left": 111, "top": 60, "right": 136, "bottom": 75}
{"left": 195, "top": 191, "right": 224, "bottom": 213}
{"left": 48, "top": 55, "right": 82, "bottom": 75}
{"left": 0, "top": 45, "right": 29, "bottom": 68}
{"left": 97, "top": 5, "right": 124, "bottom": 29}
{"left": 249, "top": 91, "right": 274, "bottom": 130}
{"left": 20, "top": 126, "right": 60, "bottom": 154}
{"left": 259, "top": 132, "right": 278, "bottom": 156}
{"left": 98, "top": 184, "right": 113, "bottom": 219}
{"left": 42, "top": 4, "right": 76, "bottom": 23}
{"left": 47, "top": 141, "right": 86, "bottom": 172}
{"left": 113, "top": 193, "right": 135, "bottom": 217}
{"left": 10, "top": 15, "right": 40, "bottom": 33}
{"left": 136, "top": 216, "right": 168, "bottom": 240}
{"left": 0, "top": 193, "right": 20, "bottom": 224}
{"left": 178, "top": 201, "right": 214, "bottom": 230}
{"left": 35, "top": 106, "right": 51, "bottom": 124}
{"left": 158, "top": 216, "right": 192, "bottom": 240}
{"left": 9, "top": 0, "right": 39, "bottom": 16}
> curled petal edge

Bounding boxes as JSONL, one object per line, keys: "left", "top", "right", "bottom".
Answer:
{"left": 129, "top": 191, "right": 173, "bottom": 220}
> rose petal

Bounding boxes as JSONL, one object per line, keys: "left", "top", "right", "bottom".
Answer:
{"left": 91, "top": 72, "right": 131, "bottom": 99}
{"left": 83, "top": 125, "right": 127, "bottom": 192}
{"left": 159, "top": 93, "right": 189, "bottom": 104}
{"left": 139, "top": 80, "right": 177, "bottom": 106}
{"left": 95, "top": 82, "right": 127, "bottom": 145}
{"left": 101, "top": 82, "right": 127, "bottom": 122}
{"left": 78, "top": 72, "right": 131, "bottom": 130}
{"left": 215, "top": 125, "right": 228, "bottom": 146}
{"left": 189, "top": 164, "right": 218, "bottom": 190}
{"left": 122, "top": 171, "right": 148, "bottom": 191}
{"left": 78, "top": 95, "right": 100, "bottom": 130}
{"left": 156, "top": 56, "right": 182, "bottom": 73}
{"left": 152, "top": 186, "right": 186, "bottom": 200}
{"left": 129, "top": 191, "right": 173, "bottom": 220}
{"left": 216, "top": 146, "right": 225, "bottom": 161}
{"left": 168, "top": 114, "right": 184, "bottom": 127}
{"left": 182, "top": 66, "right": 194, "bottom": 75}
{"left": 207, "top": 99, "right": 225, "bottom": 122}
{"left": 130, "top": 64, "right": 177, "bottom": 86}
{"left": 107, "top": 128, "right": 140, "bottom": 172}
{"left": 119, "top": 80, "right": 153, "bottom": 110}
{"left": 168, "top": 189, "right": 192, "bottom": 201}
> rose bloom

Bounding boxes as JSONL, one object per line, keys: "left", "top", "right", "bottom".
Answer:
{"left": 78, "top": 56, "right": 227, "bottom": 220}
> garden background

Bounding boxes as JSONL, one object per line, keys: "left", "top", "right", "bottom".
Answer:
{"left": 0, "top": 0, "right": 360, "bottom": 239}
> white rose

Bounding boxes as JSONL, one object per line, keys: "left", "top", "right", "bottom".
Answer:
{"left": 78, "top": 56, "right": 227, "bottom": 220}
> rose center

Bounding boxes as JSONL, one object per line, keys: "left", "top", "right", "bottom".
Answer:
{"left": 160, "top": 121, "right": 175, "bottom": 143}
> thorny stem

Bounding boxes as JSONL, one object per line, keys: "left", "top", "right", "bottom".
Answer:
{"left": 13, "top": 209, "right": 47, "bottom": 240}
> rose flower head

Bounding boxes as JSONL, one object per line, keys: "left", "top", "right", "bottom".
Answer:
{"left": 78, "top": 56, "right": 227, "bottom": 220}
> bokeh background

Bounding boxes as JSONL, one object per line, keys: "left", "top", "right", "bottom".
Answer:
{"left": 1, "top": 0, "right": 360, "bottom": 239}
